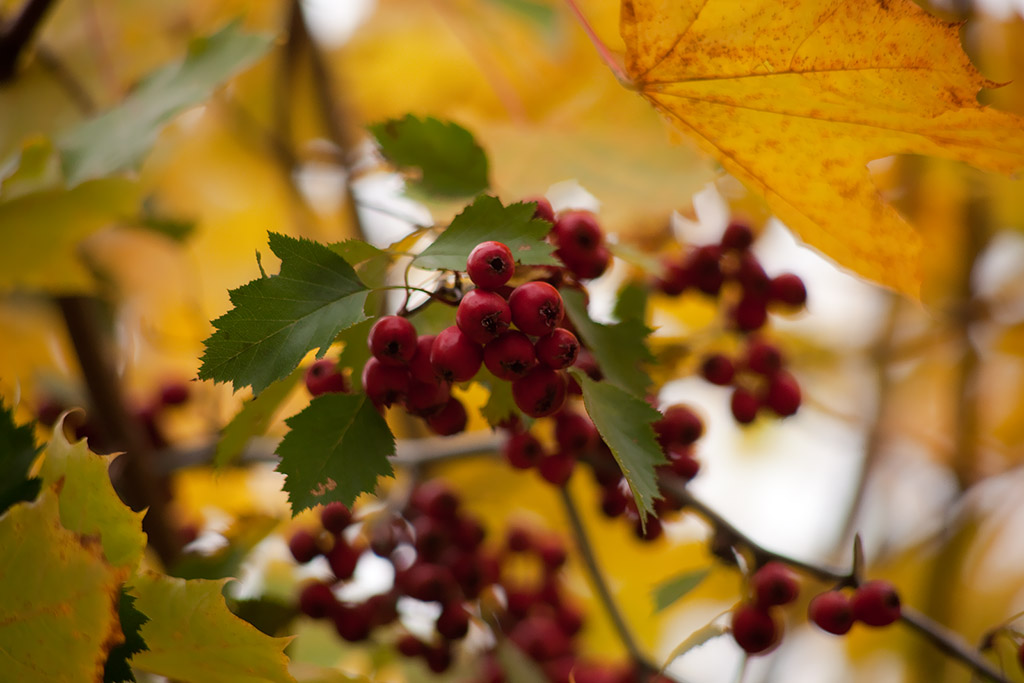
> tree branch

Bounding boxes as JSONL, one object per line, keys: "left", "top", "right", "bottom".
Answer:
{"left": 0, "top": 0, "right": 57, "bottom": 81}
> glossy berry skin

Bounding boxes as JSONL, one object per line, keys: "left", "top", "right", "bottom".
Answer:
{"left": 665, "top": 447, "right": 700, "bottom": 480}
{"left": 809, "top": 590, "right": 855, "bottom": 635}
{"left": 731, "top": 387, "right": 760, "bottom": 424}
{"left": 503, "top": 431, "right": 544, "bottom": 469}
{"left": 321, "top": 502, "right": 352, "bottom": 534}
{"left": 512, "top": 366, "right": 567, "bottom": 418}
{"left": 427, "top": 396, "right": 467, "bottom": 436}
{"left": 765, "top": 370, "right": 801, "bottom": 417}
{"left": 700, "top": 354, "right": 735, "bottom": 386}
{"left": 467, "top": 241, "right": 515, "bottom": 290}
{"left": 751, "top": 562, "right": 799, "bottom": 607}
{"left": 553, "top": 210, "right": 603, "bottom": 252}
{"left": 368, "top": 315, "right": 418, "bottom": 366}
{"left": 456, "top": 289, "right": 512, "bottom": 344}
{"left": 770, "top": 273, "right": 807, "bottom": 307}
{"left": 431, "top": 326, "right": 483, "bottom": 383}
{"left": 731, "top": 603, "right": 779, "bottom": 654}
{"left": 535, "top": 328, "right": 580, "bottom": 370}
{"left": 408, "top": 335, "right": 438, "bottom": 383}
{"left": 851, "top": 580, "right": 901, "bottom": 627}
{"left": 561, "top": 244, "right": 611, "bottom": 280}
{"left": 305, "top": 358, "right": 349, "bottom": 396}
{"left": 362, "top": 358, "right": 411, "bottom": 408}
{"left": 484, "top": 331, "right": 537, "bottom": 380}
{"left": 509, "top": 281, "right": 564, "bottom": 336}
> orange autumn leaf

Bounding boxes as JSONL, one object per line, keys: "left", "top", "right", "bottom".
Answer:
{"left": 619, "top": 0, "right": 1024, "bottom": 296}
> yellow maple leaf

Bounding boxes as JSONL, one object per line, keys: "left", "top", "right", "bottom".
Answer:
{"left": 619, "top": 0, "right": 1024, "bottom": 296}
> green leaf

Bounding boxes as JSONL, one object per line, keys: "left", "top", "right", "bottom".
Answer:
{"left": 276, "top": 393, "right": 396, "bottom": 514}
{"left": 613, "top": 280, "right": 649, "bottom": 324}
{"left": 336, "top": 319, "right": 375, "bottom": 393}
{"left": 0, "top": 402, "right": 41, "bottom": 515}
{"left": 369, "top": 115, "right": 488, "bottom": 197}
{"left": 652, "top": 568, "right": 711, "bottom": 613}
{"left": 214, "top": 368, "right": 303, "bottom": 468}
{"left": 328, "top": 239, "right": 391, "bottom": 289}
{"left": 0, "top": 137, "right": 61, "bottom": 200}
{"left": 129, "top": 572, "right": 295, "bottom": 683}
{"left": 104, "top": 589, "right": 150, "bottom": 683}
{"left": 563, "top": 288, "right": 653, "bottom": 398}
{"left": 414, "top": 195, "right": 558, "bottom": 271}
{"left": 198, "top": 232, "right": 370, "bottom": 394}
{"left": 40, "top": 416, "right": 147, "bottom": 568}
{"left": 0, "top": 489, "right": 125, "bottom": 682}
{"left": 58, "top": 22, "right": 273, "bottom": 185}
{"left": 575, "top": 373, "right": 665, "bottom": 524}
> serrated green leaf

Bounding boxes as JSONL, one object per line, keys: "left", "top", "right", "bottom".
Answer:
{"left": 652, "top": 568, "right": 710, "bottom": 613}
{"left": 58, "top": 23, "right": 273, "bottom": 185}
{"left": 575, "top": 373, "right": 665, "bottom": 524}
{"left": 0, "top": 488, "right": 125, "bottom": 682}
{"left": 40, "top": 416, "right": 147, "bottom": 568}
{"left": 563, "top": 288, "right": 653, "bottom": 398}
{"left": 414, "top": 195, "right": 558, "bottom": 271}
{"left": 329, "top": 239, "right": 391, "bottom": 289}
{"left": 613, "top": 281, "right": 649, "bottom": 324}
{"left": 336, "top": 319, "right": 375, "bottom": 393}
{"left": 199, "top": 232, "right": 370, "bottom": 394}
{"left": 370, "top": 115, "right": 488, "bottom": 197}
{"left": 129, "top": 572, "right": 296, "bottom": 683}
{"left": 277, "top": 393, "right": 395, "bottom": 514}
{"left": 104, "top": 589, "right": 149, "bottom": 683}
{"left": 214, "top": 368, "right": 303, "bottom": 468}
{"left": 0, "top": 403, "right": 41, "bottom": 515}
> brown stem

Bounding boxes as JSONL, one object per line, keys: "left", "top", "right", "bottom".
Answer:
{"left": 57, "top": 296, "right": 180, "bottom": 567}
{"left": 0, "top": 0, "right": 57, "bottom": 81}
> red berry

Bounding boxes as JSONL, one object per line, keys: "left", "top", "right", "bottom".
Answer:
{"left": 361, "top": 357, "right": 410, "bottom": 408}
{"left": 503, "top": 431, "right": 545, "bottom": 469}
{"left": 745, "top": 339, "right": 783, "bottom": 375}
{"left": 700, "top": 354, "right": 735, "bottom": 386}
{"left": 506, "top": 525, "right": 534, "bottom": 552}
{"left": 299, "top": 581, "right": 336, "bottom": 619}
{"left": 529, "top": 196, "right": 556, "bottom": 223}
{"left": 484, "top": 331, "right": 537, "bottom": 380}
{"left": 509, "top": 281, "right": 564, "bottom": 336}
{"left": 410, "top": 480, "right": 459, "bottom": 519}
{"left": 467, "top": 241, "right": 515, "bottom": 290}
{"left": 431, "top": 326, "right": 483, "bottom": 383}
{"left": 289, "top": 529, "right": 319, "bottom": 563}
{"left": 321, "top": 502, "right": 352, "bottom": 534}
{"left": 765, "top": 370, "right": 801, "bottom": 417}
{"left": 654, "top": 404, "right": 703, "bottom": 449}
{"left": 554, "top": 410, "right": 598, "bottom": 453}
{"left": 536, "top": 534, "right": 567, "bottom": 571}
{"left": 424, "top": 642, "right": 453, "bottom": 673}
{"left": 600, "top": 480, "right": 629, "bottom": 517}
{"left": 436, "top": 600, "right": 470, "bottom": 640}
{"left": 408, "top": 334, "right": 438, "bottom": 383}
{"left": 809, "top": 591, "right": 854, "bottom": 635}
{"left": 535, "top": 328, "right": 580, "bottom": 370}
{"left": 427, "top": 396, "right": 468, "bottom": 436}
{"left": 721, "top": 221, "right": 754, "bottom": 251}
{"left": 405, "top": 378, "right": 451, "bottom": 417}
{"left": 305, "top": 358, "right": 349, "bottom": 396}
{"left": 159, "top": 381, "right": 190, "bottom": 406}
{"left": 397, "top": 634, "right": 424, "bottom": 657}
{"left": 733, "top": 294, "right": 768, "bottom": 332}
{"left": 686, "top": 245, "right": 724, "bottom": 295}
{"left": 457, "top": 289, "right": 512, "bottom": 344}
{"left": 552, "top": 210, "right": 603, "bottom": 252}
{"left": 770, "top": 273, "right": 807, "bottom": 307}
{"left": 730, "top": 386, "right": 760, "bottom": 424}
{"left": 751, "top": 562, "right": 799, "bottom": 607}
{"left": 512, "top": 366, "right": 567, "bottom": 417}
{"left": 735, "top": 252, "right": 770, "bottom": 295}
{"left": 665, "top": 447, "right": 700, "bottom": 480}
{"left": 634, "top": 515, "right": 663, "bottom": 541}
{"left": 368, "top": 315, "right": 417, "bottom": 366}
{"left": 731, "top": 603, "right": 780, "bottom": 654}
{"left": 327, "top": 537, "right": 361, "bottom": 580}
{"left": 851, "top": 580, "right": 901, "bottom": 627}
{"left": 538, "top": 450, "right": 576, "bottom": 486}
{"left": 398, "top": 563, "right": 455, "bottom": 603}
{"left": 656, "top": 257, "right": 691, "bottom": 296}
{"left": 561, "top": 245, "right": 611, "bottom": 280}
{"left": 333, "top": 601, "right": 374, "bottom": 642}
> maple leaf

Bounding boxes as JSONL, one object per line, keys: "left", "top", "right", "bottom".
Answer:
{"left": 620, "top": 0, "right": 1024, "bottom": 296}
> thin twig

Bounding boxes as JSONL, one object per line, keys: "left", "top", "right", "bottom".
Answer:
{"left": 0, "top": 0, "right": 57, "bottom": 81}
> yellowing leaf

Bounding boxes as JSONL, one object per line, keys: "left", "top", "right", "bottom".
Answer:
{"left": 129, "top": 572, "right": 296, "bottom": 683}
{"left": 620, "top": 0, "right": 1024, "bottom": 296}
{"left": 0, "top": 489, "right": 125, "bottom": 683}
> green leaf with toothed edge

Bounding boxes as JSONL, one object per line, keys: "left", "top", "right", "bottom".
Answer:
{"left": 0, "top": 403, "right": 41, "bottom": 515}
{"left": 103, "top": 589, "right": 149, "bottom": 683}
{"left": 276, "top": 393, "right": 395, "bottom": 514}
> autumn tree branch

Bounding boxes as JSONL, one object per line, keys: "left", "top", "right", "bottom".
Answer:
{"left": 0, "top": 0, "right": 57, "bottom": 81}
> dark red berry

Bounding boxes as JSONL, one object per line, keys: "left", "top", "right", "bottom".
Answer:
{"left": 851, "top": 580, "right": 901, "bottom": 627}
{"left": 398, "top": 563, "right": 455, "bottom": 603}
{"left": 289, "top": 529, "right": 319, "bottom": 563}
{"left": 700, "top": 354, "right": 735, "bottom": 386}
{"left": 535, "top": 328, "right": 580, "bottom": 370}
{"left": 327, "top": 537, "right": 361, "bottom": 580}
{"left": 509, "top": 281, "right": 564, "bottom": 336}
{"left": 366, "top": 591, "right": 399, "bottom": 627}
{"left": 770, "top": 273, "right": 807, "bottom": 307}
{"left": 299, "top": 581, "right": 336, "bottom": 619}
{"left": 503, "top": 431, "right": 545, "bottom": 469}
{"left": 730, "top": 387, "right": 760, "bottom": 424}
{"left": 431, "top": 326, "right": 483, "bottom": 383}
{"left": 1017, "top": 641, "right": 1024, "bottom": 670}
{"left": 686, "top": 245, "right": 724, "bottom": 296}
{"left": 452, "top": 517, "right": 485, "bottom": 551}
{"left": 765, "top": 370, "right": 801, "bottom": 417}
{"left": 411, "top": 480, "right": 459, "bottom": 519}
{"left": 506, "top": 525, "right": 534, "bottom": 552}
{"left": 437, "top": 601, "right": 470, "bottom": 640}
{"left": 733, "top": 294, "right": 768, "bottom": 332}
{"left": 751, "top": 562, "right": 799, "bottom": 607}
{"left": 735, "top": 252, "right": 770, "bottom": 295}
{"left": 424, "top": 642, "right": 453, "bottom": 673}
{"left": 561, "top": 245, "right": 611, "bottom": 280}
{"left": 665, "top": 447, "right": 700, "bottom": 480}
{"left": 721, "top": 222, "right": 754, "bottom": 251}
{"left": 321, "top": 502, "right": 352, "bottom": 534}
{"left": 731, "top": 603, "right": 779, "bottom": 654}
{"left": 457, "top": 288, "right": 512, "bottom": 344}
{"left": 529, "top": 196, "right": 556, "bottom": 223}
{"left": 484, "top": 331, "right": 537, "bottom": 380}
{"left": 397, "top": 634, "right": 424, "bottom": 657}
{"left": 512, "top": 366, "right": 567, "bottom": 417}
{"left": 405, "top": 378, "right": 451, "bottom": 417}
{"left": 538, "top": 450, "right": 576, "bottom": 486}
{"left": 361, "top": 358, "right": 410, "bottom": 408}
{"left": 634, "top": 515, "right": 663, "bottom": 541}
{"left": 467, "top": 241, "right": 515, "bottom": 290}
{"left": 368, "top": 315, "right": 417, "bottom": 366}
{"left": 809, "top": 591, "right": 854, "bottom": 635}
{"left": 333, "top": 601, "right": 374, "bottom": 642}
{"left": 159, "top": 381, "right": 190, "bottom": 406}
{"left": 552, "top": 210, "right": 603, "bottom": 252}
{"left": 305, "top": 358, "right": 349, "bottom": 396}
{"left": 656, "top": 257, "right": 690, "bottom": 295}
{"left": 600, "top": 481, "right": 629, "bottom": 517}
{"left": 536, "top": 534, "right": 567, "bottom": 571}
{"left": 745, "top": 339, "right": 783, "bottom": 375}
{"left": 654, "top": 405, "right": 704, "bottom": 449}
{"left": 427, "top": 396, "right": 468, "bottom": 436}
{"left": 408, "top": 334, "right": 438, "bottom": 383}
{"left": 554, "top": 410, "right": 598, "bottom": 453}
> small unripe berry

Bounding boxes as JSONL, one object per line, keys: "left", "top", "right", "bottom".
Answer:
{"left": 431, "top": 326, "right": 483, "bottom": 383}
{"left": 368, "top": 315, "right": 417, "bottom": 366}
{"left": 484, "top": 331, "right": 537, "bottom": 380}
{"left": 700, "top": 354, "right": 735, "bottom": 386}
{"left": 535, "top": 328, "right": 580, "bottom": 369}
{"left": 751, "top": 562, "right": 799, "bottom": 607}
{"left": 467, "top": 241, "right": 515, "bottom": 290}
{"left": 305, "top": 358, "right": 349, "bottom": 396}
{"left": 512, "top": 366, "right": 567, "bottom": 417}
{"left": 851, "top": 580, "right": 901, "bottom": 627}
{"left": 809, "top": 590, "right": 854, "bottom": 635}
{"left": 731, "top": 603, "right": 780, "bottom": 654}
{"left": 770, "top": 273, "right": 807, "bottom": 307}
{"left": 456, "top": 289, "right": 511, "bottom": 344}
{"left": 509, "top": 281, "right": 564, "bottom": 336}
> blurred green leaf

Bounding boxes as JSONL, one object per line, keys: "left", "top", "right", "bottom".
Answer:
{"left": 214, "top": 368, "right": 303, "bottom": 468}
{"left": 652, "top": 568, "right": 710, "bottom": 613}
{"left": 0, "top": 402, "right": 41, "bottom": 516}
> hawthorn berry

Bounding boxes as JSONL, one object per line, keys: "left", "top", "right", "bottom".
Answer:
{"left": 535, "top": 328, "right": 580, "bottom": 370}
{"left": 159, "top": 381, "right": 190, "bottom": 406}
{"left": 299, "top": 582, "right": 337, "bottom": 619}
{"left": 361, "top": 357, "right": 411, "bottom": 408}
{"left": 654, "top": 405, "right": 703, "bottom": 449}
{"left": 503, "top": 431, "right": 545, "bottom": 469}
{"left": 512, "top": 365, "right": 567, "bottom": 417}
{"left": 528, "top": 196, "right": 555, "bottom": 223}
{"left": 657, "top": 258, "right": 691, "bottom": 295}
{"left": 321, "top": 501, "right": 352, "bottom": 534}
{"left": 538, "top": 450, "right": 576, "bottom": 486}
{"left": 405, "top": 378, "right": 451, "bottom": 417}
{"left": 427, "top": 396, "right": 468, "bottom": 436}
{"left": 700, "top": 353, "right": 735, "bottom": 386}
{"left": 289, "top": 528, "right": 319, "bottom": 563}
{"left": 562, "top": 245, "right": 611, "bottom": 280}
{"left": 733, "top": 294, "right": 769, "bottom": 332}
{"left": 467, "top": 240, "right": 515, "bottom": 290}
{"left": 731, "top": 603, "right": 780, "bottom": 654}
{"left": 368, "top": 315, "right": 417, "bottom": 366}
{"left": 305, "top": 359, "right": 349, "bottom": 397}
{"left": 809, "top": 590, "right": 854, "bottom": 635}
{"left": 437, "top": 600, "right": 471, "bottom": 640}
{"left": 686, "top": 245, "right": 725, "bottom": 295}
{"left": 334, "top": 602, "right": 374, "bottom": 642}
{"left": 509, "top": 281, "right": 564, "bottom": 336}
{"left": 770, "top": 273, "right": 807, "bottom": 307}
{"left": 553, "top": 210, "right": 603, "bottom": 253}
{"left": 484, "top": 331, "right": 537, "bottom": 380}
{"left": 721, "top": 221, "right": 754, "bottom": 251}
{"left": 431, "top": 326, "right": 483, "bottom": 383}
{"left": 851, "top": 580, "right": 901, "bottom": 627}
{"left": 327, "top": 537, "right": 361, "bottom": 580}
{"left": 745, "top": 339, "right": 783, "bottom": 375}
{"left": 410, "top": 480, "right": 459, "bottom": 519}
{"left": 751, "top": 562, "right": 799, "bottom": 607}
{"left": 765, "top": 370, "right": 801, "bottom": 417}
{"left": 457, "top": 288, "right": 512, "bottom": 344}
{"left": 735, "top": 252, "right": 770, "bottom": 295}
{"left": 408, "top": 334, "right": 438, "bottom": 383}
{"left": 730, "top": 386, "right": 760, "bottom": 424}
{"left": 665, "top": 447, "right": 700, "bottom": 480}
{"left": 554, "top": 410, "right": 598, "bottom": 453}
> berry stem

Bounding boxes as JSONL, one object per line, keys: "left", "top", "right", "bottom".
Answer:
{"left": 563, "top": 0, "right": 634, "bottom": 88}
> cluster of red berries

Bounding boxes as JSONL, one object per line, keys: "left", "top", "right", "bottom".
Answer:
{"left": 532, "top": 198, "right": 611, "bottom": 281}
{"left": 730, "top": 562, "right": 800, "bottom": 654}
{"left": 656, "top": 222, "right": 807, "bottom": 333}
{"left": 807, "top": 580, "right": 901, "bottom": 636}
{"left": 700, "top": 337, "right": 801, "bottom": 424}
